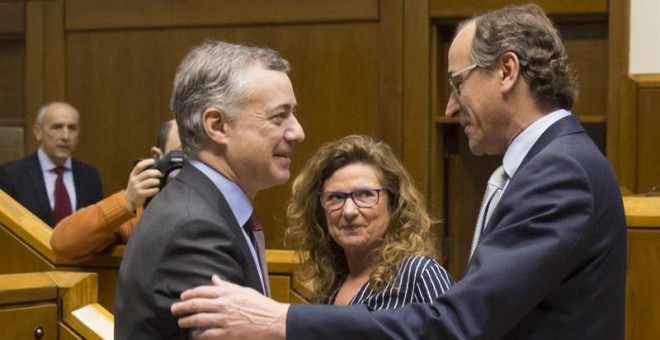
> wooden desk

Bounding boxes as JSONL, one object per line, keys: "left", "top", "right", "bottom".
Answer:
{"left": 0, "top": 271, "right": 112, "bottom": 339}
{"left": 623, "top": 196, "right": 660, "bottom": 340}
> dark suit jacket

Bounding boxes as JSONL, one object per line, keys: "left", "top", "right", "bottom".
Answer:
{"left": 288, "top": 115, "right": 627, "bottom": 339}
{"left": 0, "top": 152, "right": 103, "bottom": 227}
{"left": 114, "top": 162, "right": 264, "bottom": 339}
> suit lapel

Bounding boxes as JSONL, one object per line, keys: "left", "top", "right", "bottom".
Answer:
{"left": 27, "top": 153, "right": 53, "bottom": 224}
{"left": 483, "top": 115, "right": 586, "bottom": 236}
{"left": 176, "top": 163, "right": 265, "bottom": 294}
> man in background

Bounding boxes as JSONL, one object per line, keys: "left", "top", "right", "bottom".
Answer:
{"left": 50, "top": 119, "right": 181, "bottom": 260}
{"left": 0, "top": 102, "right": 103, "bottom": 227}
{"left": 115, "top": 41, "right": 305, "bottom": 339}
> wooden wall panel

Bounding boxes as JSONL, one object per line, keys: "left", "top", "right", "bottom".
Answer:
{"left": 0, "top": 2, "right": 24, "bottom": 35}
{"left": 63, "top": 8, "right": 384, "bottom": 248}
{"left": 635, "top": 77, "right": 660, "bottom": 193}
{"left": 65, "top": 0, "right": 379, "bottom": 30}
{"left": 627, "top": 228, "right": 660, "bottom": 340}
{"left": 561, "top": 21, "right": 608, "bottom": 120}
{"left": 608, "top": 0, "right": 632, "bottom": 189}
{"left": 430, "top": 0, "right": 607, "bottom": 19}
{"left": 0, "top": 39, "right": 25, "bottom": 125}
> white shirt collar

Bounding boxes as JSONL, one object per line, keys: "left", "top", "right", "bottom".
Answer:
{"left": 502, "top": 109, "right": 571, "bottom": 178}
{"left": 188, "top": 158, "right": 253, "bottom": 227}
{"left": 37, "top": 147, "right": 72, "bottom": 172}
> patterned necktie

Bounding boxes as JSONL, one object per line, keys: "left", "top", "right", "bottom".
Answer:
{"left": 469, "top": 165, "right": 508, "bottom": 260}
{"left": 244, "top": 213, "right": 270, "bottom": 297}
{"left": 53, "top": 166, "right": 72, "bottom": 225}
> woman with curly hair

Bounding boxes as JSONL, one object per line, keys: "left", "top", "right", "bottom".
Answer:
{"left": 285, "top": 135, "right": 453, "bottom": 308}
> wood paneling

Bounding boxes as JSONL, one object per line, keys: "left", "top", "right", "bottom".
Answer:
{"left": 66, "top": 0, "right": 379, "bottom": 31}
{"left": 0, "top": 304, "right": 58, "bottom": 339}
{"left": 624, "top": 196, "right": 660, "bottom": 340}
{"left": 0, "top": 38, "right": 25, "bottom": 127}
{"left": 634, "top": 75, "right": 660, "bottom": 193}
{"left": 608, "top": 0, "right": 632, "bottom": 189}
{"left": 402, "top": 0, "right": 430, "bottom": 187}
{"left": 0, "top": 271, "right": 110, "bottom": 339}
{"left": 430, "top": 0, "right": 607, "bottom": 19}
{"left": 25, "top": 0, "right": 45, "bottom": 153}
{"left": 379, "top": 0, "right": 403, "bottom": 155}
{"left": 0, "top": 2, "right": 24, "bottom": 35}
{"left": 0, "top": 126, "right": 25, "bottom": 164}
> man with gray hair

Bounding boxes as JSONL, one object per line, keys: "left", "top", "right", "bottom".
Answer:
{"left": 0, "top": 101, "right": 103, "bottom": 226}
{"left": 115, "top": 40, "right": 305, "bottom": 339}
{"left": 171, "top": 5, "right": 626, "bottom": 339}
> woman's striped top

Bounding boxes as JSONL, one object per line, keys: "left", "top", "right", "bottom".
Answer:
{"left": 328, "top": 256, "right": 454, "bottom": 310}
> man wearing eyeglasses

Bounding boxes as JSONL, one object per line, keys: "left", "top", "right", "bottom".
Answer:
{"left": 171, "top": 4, "right": 626, "bottom": 339}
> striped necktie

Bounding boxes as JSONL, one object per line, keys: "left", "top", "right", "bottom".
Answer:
{"left": 469, "top": 165, "right": 508, "bottom": 260}
{"left": 244, "top": 213, "right": 270, "bottom": 297}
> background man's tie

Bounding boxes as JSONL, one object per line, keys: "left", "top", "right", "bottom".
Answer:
{"left": 53, "top": 166, "right": 72, "bottom": 224}
{"left": 244, "top": 213, "right": 271, "bottom": 297}
{"left": 469, "top": 165, "right": 508, "bottom": 260}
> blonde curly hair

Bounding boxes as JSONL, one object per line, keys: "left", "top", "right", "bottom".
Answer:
{"left": 285, "top": 135, "right": 441, "bottom": 303}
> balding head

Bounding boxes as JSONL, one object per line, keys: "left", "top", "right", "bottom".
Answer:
{"left": 33, "top": 102, "right": 80, "bottom": 166}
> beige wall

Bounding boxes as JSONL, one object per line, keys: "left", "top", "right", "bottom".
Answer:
{"left": 630, "top": 0, "right": 660, "bottom": 74}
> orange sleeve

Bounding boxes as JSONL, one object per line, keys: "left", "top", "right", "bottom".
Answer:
{"left": 50, "top": 190, "right": 135, "bottom": 260}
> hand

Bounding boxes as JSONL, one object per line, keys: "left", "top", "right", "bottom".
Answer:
{"left": 124, "top": 158, "right": 161, "bottom": 213}
{"left": 171, "top": 275, "right": 289, "bottom": 340}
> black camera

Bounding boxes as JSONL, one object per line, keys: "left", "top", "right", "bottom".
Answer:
{"left": 148, "top": 150, "right": 186, "bottom": 190}
{"left": 136, "top": 150, "right": 186, "bottom": 208}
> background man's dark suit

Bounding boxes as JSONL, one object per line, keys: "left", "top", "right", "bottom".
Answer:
{"left": 0, "top": 152, "right": 103, "bottom": 227}
{"left": 114, "top": 163, "right": 265, "bottom": 339}
{"left": 287, "top": 115, "right": 627, "bottom": 339}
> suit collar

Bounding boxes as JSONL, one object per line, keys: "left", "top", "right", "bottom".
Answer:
{"left": 175, "top": 163, "right": 264, "bottom": 292}
{"left": 26, "top": 152, "right": 53, "bottom": 223}
{"left": 503, "top": 109, "right": 571, "bottom": 180}
{"left": 37, "top": 147, "right": 72, "bottom": 171}
{"left": 518, "top": 114, "right": 585, "bottom": 171}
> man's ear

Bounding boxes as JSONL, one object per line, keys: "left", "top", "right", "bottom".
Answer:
{"left": 499, "top": 51, "right": 522, "bottom": 93}
{"left": 202, "top": 107, "right": 228, "bottom": 145}
{"left": 151, "top": 147, "right": 164, "bottom": 158}
{"left": 33, "top": 124, "right": 42, "bottom": 142}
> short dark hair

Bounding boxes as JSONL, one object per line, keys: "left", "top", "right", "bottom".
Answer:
{"left": 155, "top": 120, "right": 174, "bottom": 153}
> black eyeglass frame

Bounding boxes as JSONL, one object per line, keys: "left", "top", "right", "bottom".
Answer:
{"left": 318, "top": 188, "right": 387, "bottom": 211}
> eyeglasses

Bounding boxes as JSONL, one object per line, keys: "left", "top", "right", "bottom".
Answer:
{"left": 318, "top": 188, "right": 386, "bottom": 211}
{"left": 448, "top": 63, "right": 479, "bottom": 96}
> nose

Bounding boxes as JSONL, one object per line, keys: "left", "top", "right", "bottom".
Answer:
{"left": 285, "top": 115, "right": 305, "bottom": 143}
{"left": 341, "top": 196, "right": 359, "bottom": 215}
{"left": 445, "top": 91, "right": 461, "bottom": 117}
{"left": 61, "top": 127, "right": 70, "bottom": 140}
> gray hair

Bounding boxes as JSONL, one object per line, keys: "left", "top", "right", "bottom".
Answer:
{"left": 170, "top": 40, "right": 290, "bottom": 156}
{"left": 35, "top": 104, "right": 50, "bottom": 126}
{"left": 459, "top": 4, "right": 579, "bottom": 110}
{"left": 35, "top": 102, "right": 79, "bottom": 126}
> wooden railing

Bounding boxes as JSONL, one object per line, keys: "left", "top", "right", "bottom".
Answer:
{"left": 0, "top": 271, "right": 112, "bottom": 339}
{"left": 0, "top": 189, "right": 307, "bottom": 313}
